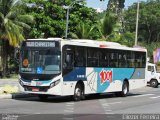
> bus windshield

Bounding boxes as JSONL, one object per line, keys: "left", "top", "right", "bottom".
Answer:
{"left": 20, "top": 48, "right": 61, "bottom": 75}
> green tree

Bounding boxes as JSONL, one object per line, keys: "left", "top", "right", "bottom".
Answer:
{"left": 0, "top": 0, "right": 33, "bottom": 76}
{"left": 25, "top": 0, "right": 98, "bottom": 39}
{"left": 70, "top": 22, "right": 95, "bottom": 39}
{"left": 68, "top": 3, "right": 98, "bottom": 38}
{"left": 97, "top": 12, "right": 118, "bottom": 40}
{"left": 24, "top": 0, "right": 65, "bottom": 38}
{"left": 124, "top": 0, "right": 160, "bottom": 44}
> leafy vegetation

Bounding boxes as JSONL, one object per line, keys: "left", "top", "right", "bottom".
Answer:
{"left": 124, "top": 0, "right": 160, "bottom": 60}
{"left": 124, "top": 0, "right": 160, "bottom": 44}
{"left": 0, "top": 0, "right": 33, "bottom": 77}
{"left": 24, "top": 0, "right": 98, "bottom": 39}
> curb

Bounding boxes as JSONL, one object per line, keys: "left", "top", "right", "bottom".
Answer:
{"left": 0, "top": 93, "right": 34, "bottom": 99}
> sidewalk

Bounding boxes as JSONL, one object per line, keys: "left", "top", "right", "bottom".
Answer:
{"left": 0, "top": 78, "right": 18, "bottom": 87}
{"left": 0, "top": 78, "right": 33, "bottom": 99}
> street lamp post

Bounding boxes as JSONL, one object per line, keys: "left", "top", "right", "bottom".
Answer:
{"left": 135, "top": 0, "right": 140, "bottom": 46}
{"left": 64, "top": 0, "right": 84, "bottom": 39}
{"left": 65, "top": 7, "right": 70, "bottom": 39}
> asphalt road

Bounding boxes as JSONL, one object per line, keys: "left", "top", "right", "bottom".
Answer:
{"left": 1, "top": 86, "right": 160, "bottom": 120}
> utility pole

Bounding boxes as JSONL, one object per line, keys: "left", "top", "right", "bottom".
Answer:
{"left": 135, "top": 0, "right": 140, "bottom": 46}
{"left": 63, "top": 0, "right": 84, "bottom": 39}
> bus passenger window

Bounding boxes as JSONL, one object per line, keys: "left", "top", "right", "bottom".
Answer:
{"left": 74, "top": 47, "right": 86, "bottom": 67}
{"left": 87, "top": 48, "right": 99, "bottom": 67}
{"left": 108, "top": 51, "right": 118, "bottom": 68}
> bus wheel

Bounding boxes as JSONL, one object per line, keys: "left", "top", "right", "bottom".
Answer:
{"left": 73, "top": 84, "right": 84, "bottom": 101}
{"left": 150, "top": 79, "right": 158, "bottom": 88}
{"left": 121, "top": 81, "right": 129, "bottom": 97}
{"left": 38, "top": 95, "right": 48, "bottom": 101}
{"left": 116, "top": 81, "right": 129, "bottom": 97}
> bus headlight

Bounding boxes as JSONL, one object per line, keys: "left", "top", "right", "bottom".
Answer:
{"left": 50, "top": 80, "right": 60, "bottom": 88}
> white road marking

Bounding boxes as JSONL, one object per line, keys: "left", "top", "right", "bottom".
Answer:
{"left": 66, "top": 104, "right": 73, "bottom": 107}
{"left": 132, "top": 94, "right": 155, "bottom": 97}
{"left": 102, "top": 103, "right": 109, "bottom": 106}
{"left": 66, "top": 108, "right": 74, "bottom": 110}
{"left": 64, "top": 102, "right": 74, "bottom": 114}
{"left": 99, "top": 99, "right": 106, "bottom": 103}
{"left": 99, "top": 99, "right": 117, "bottom": 114}
{"left": 105, "top": 110, "right": 112, "bottom": 112}
{"left": 66, "top": 102, "right": 74, "bottom": 105}
{"left": 105, "top": 112, "right": 115, "bottom": 114}
{"left": 107, "top": 101, "right": 122, "bottom": 105}
{"left": 63, "top": 118, "right": 73, "bottom": 120}
{"left": 64, "top": 110, "right": 74, "bottom": 113}
{"left": 150, "top": 96, "right": 160, "bottom": 99}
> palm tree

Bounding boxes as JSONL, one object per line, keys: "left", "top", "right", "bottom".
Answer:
{"left": 97, "top": 12, "right": 118, "bottom": 40}
{"left": 70, "top": 22, "right": 95, "bottom": 39}
{"left": 0, "top": 0, "right": 34, "bottom": 77}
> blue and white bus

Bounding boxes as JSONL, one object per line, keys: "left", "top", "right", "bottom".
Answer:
{"left": 18, "top": 38, "right": 147, "bottom": 101}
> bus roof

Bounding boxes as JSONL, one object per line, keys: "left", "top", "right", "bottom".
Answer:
{"left": 62, "top": 39, "right": 147, "bottom": 52}
{"left": 27, "top": 38, "right": 63, "bottom": 41}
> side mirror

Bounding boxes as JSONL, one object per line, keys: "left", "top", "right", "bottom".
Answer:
{"left": 14, "top": 47, "right": 20, "bottom": 62}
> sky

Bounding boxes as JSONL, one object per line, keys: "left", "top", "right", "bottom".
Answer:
{"left": 86, "top": 0, "right": 147, "bottom": 11}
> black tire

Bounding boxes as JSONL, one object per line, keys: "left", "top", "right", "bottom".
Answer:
{"left": 150, "top": 79, "right": 158, "bottom": 88}
{"left": 115, "top": 81, "right": 129, "bottom": 97}
{"left": 73, "top": 84, "right": 85, "bottom": 101}
{"left": 81, "top": 89, "right": 85, "bottom": 100}
{"left": 38, "top": 95, "right": 48, "bottom": 101}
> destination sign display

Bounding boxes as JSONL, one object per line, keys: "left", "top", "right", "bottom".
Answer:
{"left": 26, "top": 42, "right": 55, "bottom": 47}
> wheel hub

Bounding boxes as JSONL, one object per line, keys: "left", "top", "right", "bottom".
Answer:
{"left": 152, "top": 82, "right": 156, "bottom": 85}
{"left": 75, "top": 88, "right": 81, "bottom": 97}
{"left": 123, "top": 85, "right": 128, "bottom": 94}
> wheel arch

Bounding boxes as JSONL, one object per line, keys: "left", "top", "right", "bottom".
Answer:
{"left": 75, "top": 80, "right": 85, "bottom": 92}
{"left": 150, "top": 78, "right": 158, "bottom": 82}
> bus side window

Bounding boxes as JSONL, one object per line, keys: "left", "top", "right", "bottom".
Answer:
{"left": 62, "top": 45, "right": 75, "bottom": 76}
{"left": 87, "top": 48, "right": 99, "bottom": 67}
{"left": 108, "top": 51, "right": 118, "bottom": 68}
{"left": 64, "top": 52, "right": 74, "bottom": 69}
{"left": 74, "top": 47, "right": 86, "bottom": 67}
{"left": 135, "top": 52, "right": 144, "bottom": 68}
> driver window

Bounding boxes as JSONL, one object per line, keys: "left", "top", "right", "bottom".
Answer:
{"left": 63, "top": 45, "right": 74, "bottom": 69}
{"left": 65, "top": 52, "right": 74, "bottom": 68}
{"left": 62, "top": 45, "right": 75, "bottom": 76}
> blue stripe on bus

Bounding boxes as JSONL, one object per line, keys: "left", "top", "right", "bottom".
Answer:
{"left": 112, "top": 68, "right": 135, "bottom": 80}
{"left": 63, "top": 67, "right": 86, "bottom": 81}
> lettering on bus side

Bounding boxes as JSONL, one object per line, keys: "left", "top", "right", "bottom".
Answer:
{"left": 99, "top": 69, "right": 112, "bottom": 85}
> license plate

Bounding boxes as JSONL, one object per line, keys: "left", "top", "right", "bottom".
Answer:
{"left": 32, "top": 88, "right": 39, "bottom": 92}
